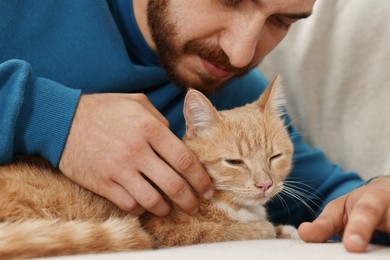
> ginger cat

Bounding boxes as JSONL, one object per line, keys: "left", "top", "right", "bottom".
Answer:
{"left": 0, "top": 76, "right": 294, "bottom": 259}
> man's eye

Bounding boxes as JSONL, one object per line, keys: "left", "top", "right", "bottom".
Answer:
{"left": 270, "top": 16, "right": 294, "bottom": 30}
{"left": 220, "top": 0, "right": 241, "bottom": 7}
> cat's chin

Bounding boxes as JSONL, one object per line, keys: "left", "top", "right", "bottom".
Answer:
{"left": 241, "top": 191, "right": 280, "bottom": 206}
{"left": 239, "top": 197, "right": 270, "bottom": 207}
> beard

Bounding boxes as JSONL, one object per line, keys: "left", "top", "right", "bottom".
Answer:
{"left": 147, "top": 0, "right": 253, "bottom": 94}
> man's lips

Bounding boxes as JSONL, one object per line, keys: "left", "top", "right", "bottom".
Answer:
{"left": 200, "top": 58, "right": 234, "bottom": 79}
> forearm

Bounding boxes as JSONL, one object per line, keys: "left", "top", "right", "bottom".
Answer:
{"left": 0, "top": 59, "right": 81, "bottom": 166}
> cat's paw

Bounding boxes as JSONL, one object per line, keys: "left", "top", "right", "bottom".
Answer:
{"left": 275, "top": 225, "right": 300, "bottom": 240}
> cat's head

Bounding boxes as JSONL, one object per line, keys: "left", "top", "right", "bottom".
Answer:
{"left": 183, "top": 76, "right": 293, "bottom": 208}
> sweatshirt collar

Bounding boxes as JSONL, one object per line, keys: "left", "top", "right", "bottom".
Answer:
{"left": 110, "top": 0, "right": 160, "bottom": 66}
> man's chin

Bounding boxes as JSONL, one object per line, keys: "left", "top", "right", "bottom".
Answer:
{"left": 185, "top": 80, "right": 228, "bottom": 95}
{"left": 197, "top": 82, "right": 228, "bottom": 95}
{"left": 177, "top": 76, "right": 229, "bottom": 95}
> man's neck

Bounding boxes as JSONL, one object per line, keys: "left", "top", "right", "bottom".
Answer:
{"left": 132, "top": 0, "right": 156, "bottom": 51}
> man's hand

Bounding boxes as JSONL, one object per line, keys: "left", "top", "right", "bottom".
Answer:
{"left": 59, "top": 93, "right": 214, "bottom": 216}
{"left": 298, "top": 176, "right": 390, "bottom": 252}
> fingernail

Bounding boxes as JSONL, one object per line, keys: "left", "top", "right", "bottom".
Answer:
{"left": 349, "top": 234, "right": 364, "bottom": 247}
{"left": 203, "top": 189, "right": 214, "bottom": 200}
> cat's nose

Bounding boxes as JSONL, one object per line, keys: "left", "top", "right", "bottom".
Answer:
{"left": 255, "top": 180, "right": 273, "bottom": 192}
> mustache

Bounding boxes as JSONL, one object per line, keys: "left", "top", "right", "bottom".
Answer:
{"left": 183, "top": 40, "right": 253, "bottom": 76}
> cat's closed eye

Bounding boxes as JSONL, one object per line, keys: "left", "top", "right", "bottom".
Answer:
{"left": 224, "top": 159, "right": 246, "bottom": 167}
{"left": 270, "top": 153, "right": 282, "bottom": 162}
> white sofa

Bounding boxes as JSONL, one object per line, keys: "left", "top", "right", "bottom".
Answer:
{"left": 43, "top": 0, "right": 390, "bottom": 258}
{"left": 43, "top": 240, "right": 388, "bottom": 260}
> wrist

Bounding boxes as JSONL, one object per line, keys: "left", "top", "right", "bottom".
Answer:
{"left": 14, "top": 76, "right": 81, "bottom": 166}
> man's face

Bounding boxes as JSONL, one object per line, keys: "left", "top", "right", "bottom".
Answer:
{"left": 146, "top": 0, "right": 315, "bottom": 94}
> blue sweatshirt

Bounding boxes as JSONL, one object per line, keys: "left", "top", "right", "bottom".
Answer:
{"left": 0, "top": 0, "right": 363, "bottom": 226}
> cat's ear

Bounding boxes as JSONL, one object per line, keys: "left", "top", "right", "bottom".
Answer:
{"left": 257, "top": 75, "right": 285, "bottom": 116}
{"left": 183, "top": 89, "right": 220, "bottom": 138}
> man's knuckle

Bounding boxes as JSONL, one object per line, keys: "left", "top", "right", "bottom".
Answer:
{"left": 355, "top": 201, "right": 382, "bottom": 216}
{"left": 93, "top": 176, "right": 111, "bottom": 192}
{"left": 120, "top": 199, "right": 139, "bottom": 212}
{"left": 197, "top": 174, "right": 210, "bottom": 186}
{"left": 126, "top": 142, "right": 146, "bottom": 158}
{"left": 133, "top": 93, "right": 149, "bottom": 103}
{"left": 139, "top": 118, "right": 160, "bottom": 135}
{"left": 162, "top": 117, "right": 170, "bottom": 127}
{"left": 142, "top": 193, "right": 162, "bottom": 210}
{"left": 166, "top": 178, "right": 187, "bottom": 196}
{"left": 176, "top": 152, "right": 194, "bottom": 173}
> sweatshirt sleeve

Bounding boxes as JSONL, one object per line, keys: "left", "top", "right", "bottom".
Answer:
{"left": 266, "top": 114, "right": 364, "bottom": 226}
{"left": 0, "top": 59, "right": 81, "bottom": 166}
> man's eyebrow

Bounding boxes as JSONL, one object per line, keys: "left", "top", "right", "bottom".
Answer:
{"left": 252, "top": 0, "right": 313, "bottom": 19}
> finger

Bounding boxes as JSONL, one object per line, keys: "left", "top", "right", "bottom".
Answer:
{"left": 116, "top": 170, "right": 172, "bottom": 216}
{"left": 298, "top": 196, "right": 347, "bottom": 243}
{"left": 342, "top": 195, "right": 386, "bottom": 252}
{"left": 103, "top": 182, "right": 145, "bottom": 216}
{"left": 149, "top": 128, "right": 215, "bottom": 200}
{"left": 130, "top": 94, "right": 170, "bottom": 127}
{"left": 140, "top": 150, "right": 200, "bottom": 215}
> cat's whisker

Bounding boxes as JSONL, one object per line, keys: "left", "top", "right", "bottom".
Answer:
{"left": 272, "top": 119, "right": 297, "bottom": 143}
{"left": 285, "top": 176, "right": 325, "bottom": 185}
{"left": 283, "top": 181, "right": 325, "bottom": 205}
{"left": 280, "top": 186, "right": 320, "bottom": 218}
{"left": 281, "top": 192, "right": 318, "bottom": 219}
{"left": 276, "top": 108, "right": 316, "bottom": 141}
{"left": 214, "top": 184, "right": 236, "bottom": 190}
{"left": 282, "top": 112, "right": 302, "bottom": 129}
{"left": 214, "top": 184, "right": 247, "bottom": 194}
{"left": 272, "top": 193, "right": 291, "bottom": 220}
{"left": 214, "top": 184, "right": 274, "bottom": 200}
{"left": 272, "top": 111, "right": 313, "bottom": 143}
{"left": 291, "top": 132, "right": 311, "bottom": 138}
{"left": 283, "top": 183, "right": 323, "bottom": 203}
{"left": 283, "top": 181, "right": 324, "bottom": 201}
{"left": 282, "top": 107, "right": 315, "bottom": 138}
{"left": 283, "top": 186, "right": 323, "bottom": 211}
{"left": 284, "top": 180, "right": 319, "bottom": 191}
{"left": 283, "top": 107, "right": 302, "bottom": 120}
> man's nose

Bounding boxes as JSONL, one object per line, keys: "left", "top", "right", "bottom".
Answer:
{"left": 219, "top": 16, "right": 265, "bottom": 68}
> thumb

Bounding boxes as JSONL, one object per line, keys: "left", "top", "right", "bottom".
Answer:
{"left": 298, "top": 195, "right": 347, "bottom": 242}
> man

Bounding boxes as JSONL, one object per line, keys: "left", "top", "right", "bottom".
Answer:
{"left": 0, "top": 0, "right": 388, "bottom": 253}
